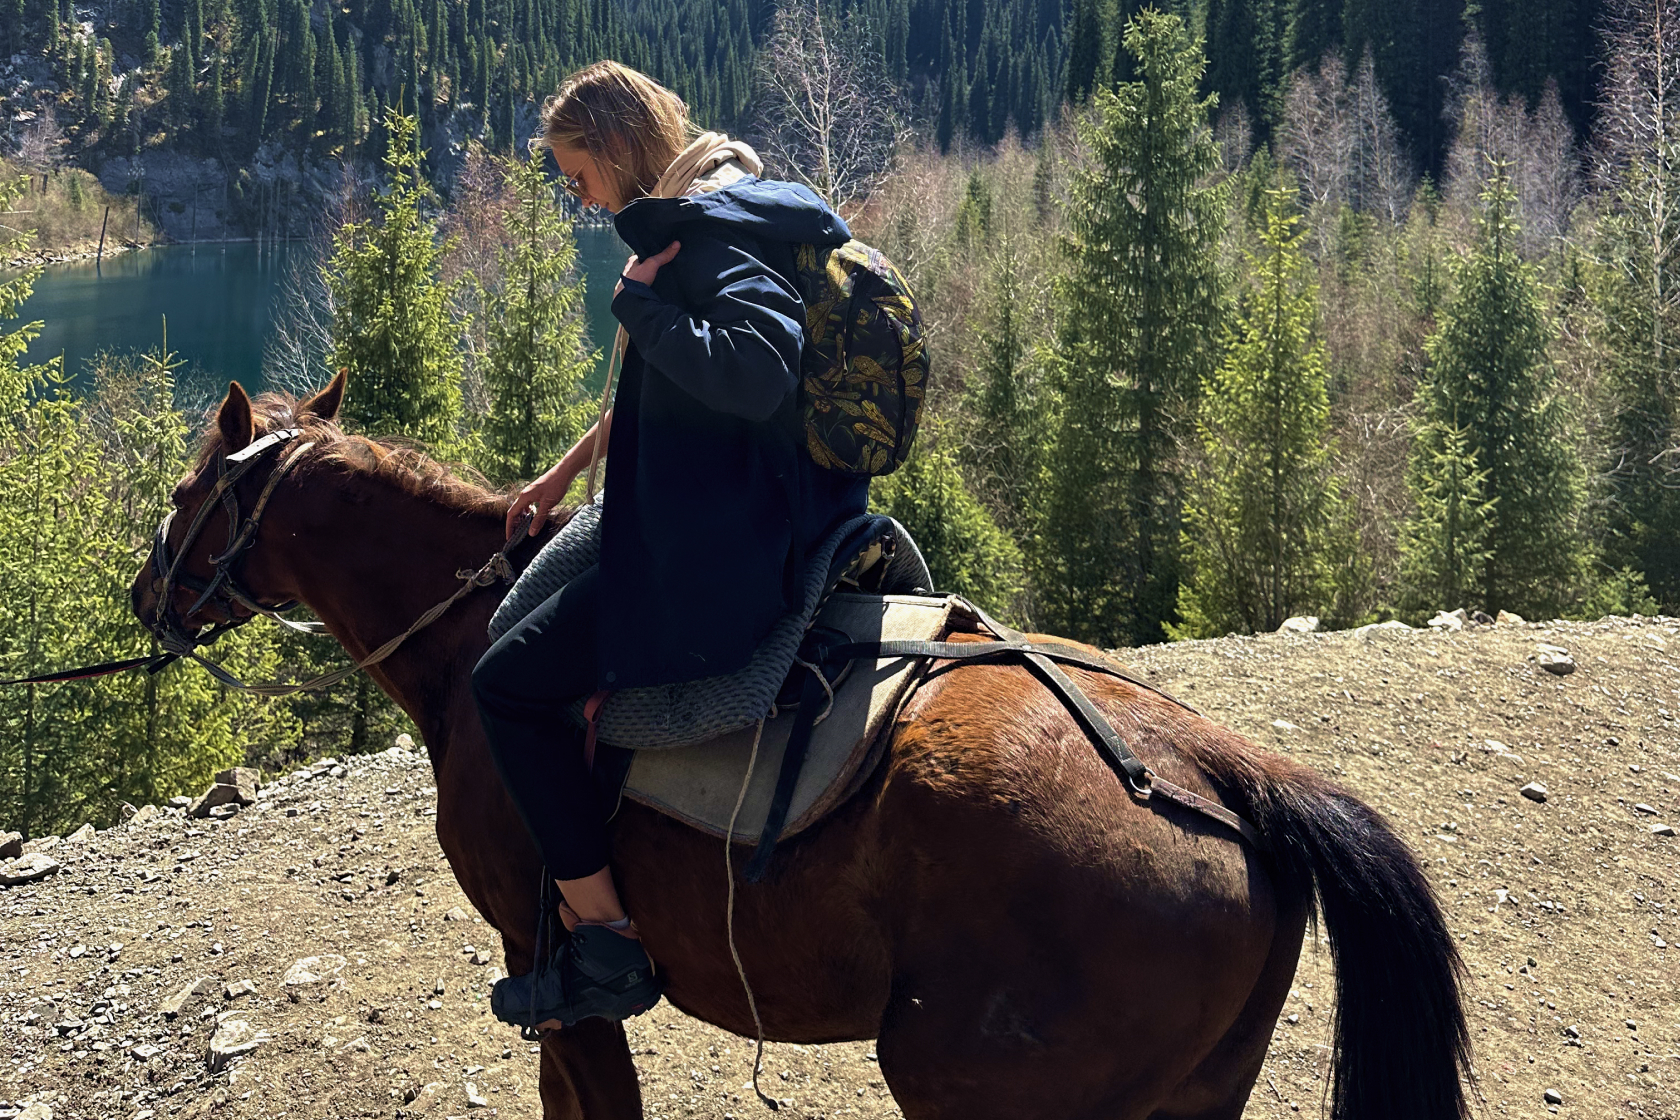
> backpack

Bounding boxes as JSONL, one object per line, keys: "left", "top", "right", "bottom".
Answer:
{"left": 791, "top": 239, "right": 928, "bottom": 476}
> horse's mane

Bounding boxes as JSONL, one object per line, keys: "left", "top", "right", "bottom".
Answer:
{"left": 194, "top": 390, "right": 513, "bottom": 520}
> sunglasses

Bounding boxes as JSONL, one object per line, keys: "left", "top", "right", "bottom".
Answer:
{"left": 529, "top": 137, "right": 587, "bottom": 201}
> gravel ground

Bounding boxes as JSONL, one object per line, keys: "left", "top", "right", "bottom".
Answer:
{"left": 0, "top": 614, "right": 1675, "bottom": 1120}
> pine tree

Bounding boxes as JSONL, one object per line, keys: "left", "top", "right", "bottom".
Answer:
{"left": 1038, "top": 9, "right": 1226, "bottom": 646}
{"left": 476, "top": 150, "right": 596, "bottom": 484}
{"left": 143, "top": 0, "right": 160, "bottom": 65}
{"left": 1401, "top": 164, "right": 1587, "bottom": 615}
{"left": 1173, "top": 185, "right": 1350, "bottom": 637}
{"left": 326, "top": 110, "right": 464, "bottom": 448}
{"left": 1064, "top": 0, "right": 1115, "bottom": 104}
{"left": 870, "top": 421, "right": 1025, "bottom": 620}
{"left": 206, "top": 53, "right": 225, "bottom": 138}
{"left": 967, "top": 225, "right": 1048, "bottom": 542}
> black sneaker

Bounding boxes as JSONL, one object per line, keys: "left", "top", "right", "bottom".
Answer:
{"left": 491, "top": 925, "right": 664, "bottom": 1030}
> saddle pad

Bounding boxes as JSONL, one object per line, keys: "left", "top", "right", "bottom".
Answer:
{"left": 620, "top": 593, "right": 955, "bottom": 843}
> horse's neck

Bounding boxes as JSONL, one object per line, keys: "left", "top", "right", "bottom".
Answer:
{"left": 288, "top": 482, "right": 506, "bottom": 756}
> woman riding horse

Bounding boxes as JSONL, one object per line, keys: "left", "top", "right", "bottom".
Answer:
{"left": 472, "top": 61, "right": 868, "bottom": 1029}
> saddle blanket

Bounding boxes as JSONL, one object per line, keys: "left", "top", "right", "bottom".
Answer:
{"left": 607, "top": 592, "right": 960, "bottom": 843}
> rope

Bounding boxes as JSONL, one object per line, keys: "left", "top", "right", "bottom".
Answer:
{"left": 723, "top": 718, "right": 780, "bottom": 1113}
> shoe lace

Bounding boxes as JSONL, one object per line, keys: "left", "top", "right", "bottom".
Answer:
{"left": 520, "top": 871, "right": 563, "bottom": 1042}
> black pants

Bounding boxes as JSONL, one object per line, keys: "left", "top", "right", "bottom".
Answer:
{"left": 471, "top": 564, "right": 609, "bottom": 881}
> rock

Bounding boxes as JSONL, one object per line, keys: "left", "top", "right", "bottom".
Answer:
{"left": 190, "top": 769, "right": 259, "bottom": 818}
{"left": 159, "top": 976, "right": 214, "bottom": 1018}
{"left": 1427, "top": 609, "right": 1467, "bottom": 631}
{"left": 15, "top": 1104, "right": 52, "bottom": 1120}
{"left": 395, "top": 733, "right": 415, "bottom": 750}
{"left": 1520, "top": 782, "right": 1548, "bottom": 803}
{"left": 1353, "top": 619, "right": 1414, "bottom": 638}
{"left": 1277, "top": 616, "right": 1320, "bottom": 634}
{"left": 0, "top": 831, "right": 21, "bottom": 859}
{"left": 1625, "top": 1018, "right": 1637, "bottom": 1029}
{"left": 1633, "top": 803, "right": 1658, "bottom": 815}
{"left": 1535, "top": 644, "right": 1575, "bottom": 676}
{"left": 168, "top": 795, "right": 192, "bottom": 808}
{"left": 1543, "top": 1088, "right": 1562, "bottom": 1105}
{"left": 1497, "top": 610, "right": 1525, "bottom": 625}
{"left": 0, "top": 853, "right": 61, "bottom": 885}
{"left": 21, "top": 834, "right": 59, "bottom": 853}
{"left": 1270, "top": 719, "right": 1300, "bottom": 732}
{"left": 225, "top": 979, "right": 257, "bottom": 1000}
{"left": 282, "top": 954, "right": 347, "bottom": 999}
{"left": 1652, "top": 823, "right": 1677, "bottom": 837}
{"left": 472, "top": 948, "right": 494, "bottom": 966}
{"left": 65, "top": 823, "right": 95, "bottom": 843}
{"left": 131, "top": 1042, "right": 163, "bottom": 1060}
{"left": 465, "top": 1082, "right": 489, "bottom": 1108}
{"left": 125, "top": 804, "right": 159, "bottom": 828}
{"left": 1469, "top": 610, "right": 1494, "bottom": 625}
{"left": 119, "top": 802, "right": 138, "bottom": 821}
{"left": 1564, "top": 1024, "right": 1579, "bottom": 1038}
{"left": 206, "top": 1019, "right": 265, "bottom": 1072}
{"left": 444, "top": 906, "right": 470, "bottom": 922}
{"left": 434, "top": 977, "right": 446, "bottom": 994}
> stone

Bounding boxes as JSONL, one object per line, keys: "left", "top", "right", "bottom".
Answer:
{"left": 1536, "top": 644, "right": 1576, "bottom": 676}
{"left": 1652, "top": 823, "right": 1677, "bottom": 837}
{"left": 168, "top": 796, "right": 191, "bottom": 808}
{"left": 65, "top": 823, "right": 95, "bottom": 843}
{"left": 21, "top": 834, "right": 58, "bottom": 853}
{"left": 1520, "top": 782, "right": 1549, "bottom": 803}
{"left": 1277, "top": 616, "right": 1319, "bottom": 634}
{"left": 1427, "top": 609, "right": 1466, "bottom": 631}
{"left": 15, "top": 1104, "right": 52, "bottom": 1120}
{"left": 1633, "top": 803, "right": 1658, "bottom": 815}
{"left": 131, "top": 1042, "right": 163, "bottom": 1060}
{"left": 472, "top": 949, "right": 494, "bottom": 966}
{"left": 1564, "top": 1024, "right": 1579, "bottom": 1038}
{"left": 434, "top": 977, "right": 446, "bottom": 994}
{"left": 444, "top": 907, "right": 470, "bottom": 922}
{"left": 159, "top": 976, "right": 214, "bottom": 1018}
{"left": 395, "top": 733, "right": 415, "bottom": 750}
{"left": 1469, "top": 610, "right": 1494, "bottom": 625}
{"left": 225, "top": 980, "right": 257, "bottom": 1000}
{"left": 125, "top": 804, "right": 159, "bottom": 828}
{"left": 1496, "top": 610, "right": 1525, "bottom": 625}
{"left": 1353, "top": 619, "right": 1413, "bottom": 638}
{"left": 189, "top": 770, "right": 259, "bottom": 819}
{"left": 206, "top": 1019, "right": 264, "bottom": 1072}
{"left": 282, "top": 954, "right": 347, "bottom": 999}
{"left": 0, "top": 831, "right": 21, "bottom": 859}
{"left": 0, "top": 853, "right": 61, "bottom": 885}
{"left": 120, "top": 802, "right": 138, "bottom": 821}
{"left": 465, "top": 1082, "right": 489, "bottom": 1108}
{"left": 1543, "top": 1089, "right": 1562, "bottom": 1106}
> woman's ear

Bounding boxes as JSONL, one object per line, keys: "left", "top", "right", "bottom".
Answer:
{"left": 217, "top": 381, "right": 254, "bottom": 453}
{"left": 299, "top": 369, "right": 348, "bottom": 423}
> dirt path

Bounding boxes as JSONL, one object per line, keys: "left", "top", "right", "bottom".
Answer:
{"left": 0, "top": 615, "right": 1675, "bottom": 1120}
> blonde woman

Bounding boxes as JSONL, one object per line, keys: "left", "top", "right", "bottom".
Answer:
{"left": 472, "top": 61, "right": 868, "bottom": 1030}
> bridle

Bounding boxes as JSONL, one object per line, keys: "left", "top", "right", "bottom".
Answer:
{"left": 147, "top": 427, "right": 324, "bottom": 671}
{"left": 139, "top": 425, "right": 530, "bottom": 698}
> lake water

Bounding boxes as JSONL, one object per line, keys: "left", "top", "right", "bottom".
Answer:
{"left": 12, "top": 224, "right": 630, "bottom": 408}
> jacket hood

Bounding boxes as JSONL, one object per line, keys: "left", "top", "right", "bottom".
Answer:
{"left": 612, "top": 178, "right": 851, "bottom": 257}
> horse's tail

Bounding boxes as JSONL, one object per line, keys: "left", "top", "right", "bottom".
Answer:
{"left": 1196, "top": 741, "right": 1472, "bottom": 1120}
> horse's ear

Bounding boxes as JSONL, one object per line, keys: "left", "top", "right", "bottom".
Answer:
{"left": 217, "top": 381, "right": 254, "bottom": 453}
{"left": 299, "top": 369, "right": 347, "bottom": 423}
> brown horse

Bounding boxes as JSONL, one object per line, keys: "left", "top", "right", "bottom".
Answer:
{"left": 132, "top": 375, "right": 1471, "bottom": 1120}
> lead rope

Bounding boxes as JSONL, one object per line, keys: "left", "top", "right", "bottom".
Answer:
{"left": 722, "top": 718, "right": 780, "bottom": 1112}
{"left": 584, "top": 327, "right": 627, "bottom": 502}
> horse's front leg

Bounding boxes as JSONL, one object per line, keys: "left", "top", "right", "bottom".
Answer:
{"left": 539, "top": 1018, "right": 642, "bottom": 1119}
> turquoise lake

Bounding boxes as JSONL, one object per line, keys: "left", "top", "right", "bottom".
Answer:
{"left": 13, "top": 224, "right": 629, "bottom": 409}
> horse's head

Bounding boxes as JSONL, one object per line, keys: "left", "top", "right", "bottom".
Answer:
{"left": 130, "top": 371, "right": 347, "bottom": 644}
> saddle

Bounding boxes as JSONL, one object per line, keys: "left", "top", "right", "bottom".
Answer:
{"left": 595, "top": 531, "right": 1267, "bottom": 882}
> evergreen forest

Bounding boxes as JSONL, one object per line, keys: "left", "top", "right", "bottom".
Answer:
{"left": 6, "top": 0, "right": 1680, "bottom": 838}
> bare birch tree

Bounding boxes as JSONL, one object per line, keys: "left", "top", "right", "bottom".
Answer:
{"left": 747, "top": 0, "right": 909, "bottom": 213}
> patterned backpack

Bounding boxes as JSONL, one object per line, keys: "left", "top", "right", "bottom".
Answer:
{"left": 791, "top": 240, "right": 928, "bottom": 476}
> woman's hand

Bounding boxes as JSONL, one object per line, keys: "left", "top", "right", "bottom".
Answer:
{"left": 506, "top": 461, "right": 578, "bottom": 540}
{"left": 614, "top": 241, "right": 680, "bottom": 297}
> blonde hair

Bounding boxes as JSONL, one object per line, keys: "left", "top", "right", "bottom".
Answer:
{"left": 541, "top": 61, "right": 696, "bottom": 205}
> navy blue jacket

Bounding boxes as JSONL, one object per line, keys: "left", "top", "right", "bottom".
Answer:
{"left": 598, "top": 178, "right": 869, "bottom": 690}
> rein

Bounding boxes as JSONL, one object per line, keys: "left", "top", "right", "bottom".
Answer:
{"left": 5, "top": 428, "right": 529, "bottom": 697}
